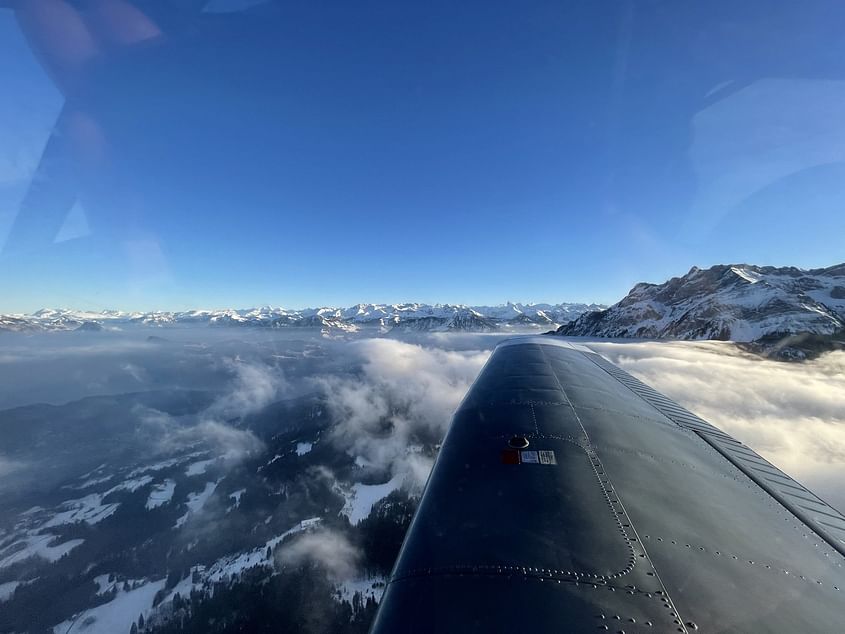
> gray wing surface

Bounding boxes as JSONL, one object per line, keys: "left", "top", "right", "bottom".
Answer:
{"left": 371, "top": 336, "right": 845, "bottom": 633}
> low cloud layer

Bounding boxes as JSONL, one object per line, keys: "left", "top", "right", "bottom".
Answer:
{"left": 588, "top": 341, "right": 845, "bottom": 511}
{"left": 316, "top": 339, "right": 490, "bottom": 489}
{"left": 3, "top": 328, "right": 840, "bottom": 525}
{"left": 206, "top": 358, "right": 291, "bottom": 420}
{"left": 0, "top": 456, "right": 24, "bottom": 478}
{"left": 137, "top": 359, "right": 282, "bottom": 464}
{"left": 276, "top": 528, "right": 361, "bottom": 582}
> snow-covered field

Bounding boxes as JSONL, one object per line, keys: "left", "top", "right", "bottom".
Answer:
{"left": 0, "top": 580, "right": 20, "bottom": 602}
{"left": 184, "top": 459, "right": 215, "bottom": 476}
{"left": 0, "top": 534, "right": 84, "bottom": 569}
{"left": 53, "top": 578, "right": 166, "bottom": 634}
{"left": 341, "top": 475, "right": 404, "bottom": 525}
{"left": 145, "top": 480, "right": 176, "bottom": 510}
{"left": 174, "top": 480, "right": 220, "bottom": 528}
{"left": 43, "top": 494, "right": 119, "bottom": 528}
{"left": 336, "top": 576, "right": 386, "bottom": 603}
{"left": 205, "top": 518, "right": 322, "bottom": 583}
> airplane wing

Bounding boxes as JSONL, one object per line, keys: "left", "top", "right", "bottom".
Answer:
{"left": 371, "top": 336, "right": 845, "bottom": 633}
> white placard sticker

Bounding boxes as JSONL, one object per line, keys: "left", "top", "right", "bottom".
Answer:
{"left": 520, "top": 450, "right": 539, "bottom": 464}
{"left": 539, "top": 450, "right": 557, "bottom": 465}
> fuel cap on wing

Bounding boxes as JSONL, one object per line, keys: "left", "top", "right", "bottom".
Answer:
{"left": 508, "top": 435, "right": 530, "bottom": 449}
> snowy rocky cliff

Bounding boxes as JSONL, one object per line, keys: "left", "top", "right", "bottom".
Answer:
{"left": 554, "top": 263, "right": 845, "bottom": 359}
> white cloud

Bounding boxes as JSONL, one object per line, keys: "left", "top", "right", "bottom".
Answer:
{"left": 137, "top": 359, "right": 279, "bottom": 464}
{"left": 276, "top": 528, "right": 360, "bottom": 582}
{"left": 190, "top": 420, "right": 264, "bottom": 463}
{"left": 588, "top": 340, "right": 845, "bottom": 511}
{"left": 138, "top": 410, "right": 263, "bottom": 466}
{"left": 121, "top": 362, "right": 146, "bottom": 383}
{"left": 207, "top": 359, "right": 289, "bottom": 419}
{"left": 315, "top": 339, "right": 489, "bottom": 489}
{"left": 0, "top": 456, "right": 25, "bottom": 478}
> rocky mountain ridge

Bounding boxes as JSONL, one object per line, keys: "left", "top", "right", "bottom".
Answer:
{"left": 554, "top": 263, "right": 845, "bottom": 359}
{"left": 0, "top": 302, "right": 603, "bottom": 334}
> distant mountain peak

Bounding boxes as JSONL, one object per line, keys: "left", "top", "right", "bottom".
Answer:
{"left": 0, "top": 302, "right": 605, "bottom": 334}
{"left": 554, "top": 263, "right": 845, "bottom": 355}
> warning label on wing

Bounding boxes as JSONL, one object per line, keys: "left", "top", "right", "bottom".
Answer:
{"left": 520, "top": 450, "right": 539, "bottom": 464}
{"left": 538, "top": 450, "right": 557, "bottom": 465}
{"left": 503, "top": 449, "right": 557, "bottom": 465}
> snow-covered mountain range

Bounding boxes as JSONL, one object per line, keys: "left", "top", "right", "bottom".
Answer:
{"left": 0, "top": 302, "right": 604, "bottom": 334}
{"left": 554, "top": 263, "right": 845, "bottom": 348}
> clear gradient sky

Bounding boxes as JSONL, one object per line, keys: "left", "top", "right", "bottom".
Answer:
{"left": 1, "top": 1, "right": 844, "bottom": 312}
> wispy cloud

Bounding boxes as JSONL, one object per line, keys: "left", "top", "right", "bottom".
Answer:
{"left": 0, "top": 456, "right": 25, "bottom": 478}
{"left": 207, "top": 358, "right": 290, "bottom": 419}
{"left": 276, "top": 528, "right": 361, "bottom": 582}
{"left": 137, "top": 359, "right": 282, "bottom": 464}
{"left": 315, "top": 339, "right": 489, "bottom": 489}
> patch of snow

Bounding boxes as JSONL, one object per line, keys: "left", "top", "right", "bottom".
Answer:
{"left": 43, "top": 495, "right": 119, "bottom": 528}
{"left": 127, "top": 452, "right": 204, "bottom": 478}
{"left": 185, "top": 459, "right": 215, "bottom": 476}
{"left": 105, "top": 475, "right": 153, "bottom": 495}
{"left": 185, "top": 481, "right": 217, "bottom": 513}
{"left": 174, "top": 481, "right": 219, "bottom": 528}
{"left": 0, "top": 580, "right": 19, "bottom": 602}
{"left": 0, "top": 534, "right": 84, "bottom": 568}
{"left": 162, "top": 573, "right": 195, "bottom": 605}
{"left": 145, "top": 480, "right": 176, "bottom": 510}
{"left": 127, "top": 458, "right": 179, "bottom": 478}
{"left": 295, "top": 442, "right": 313, "bottom": 456}
{"left": 78, "top": 464, "right": 107, "bottom": 480}
{"left": 205, "top": 545, "right": 271, "bottom": 583}
{"left": 205, "top": 518, "right": 322, "bottom": 584}
{"left": 340, "top": 475, "right": 403, "bottom": 525}
{"left": 228, "top": 489, "right": 246, "bottom": 506}
{"left": 731, "top": 266, "right": 763, "bottom": 284}
{"left": 68, "top": 475, "right": 114, "bottom": 490}
{"left": 93, "top": 574, "right": 116, "bottom": 596}
{"left": 335, "top": 576, "right": 386, "bottom": 603}
{"left": 53, "top": 578, "right": 165, "bottom": 634}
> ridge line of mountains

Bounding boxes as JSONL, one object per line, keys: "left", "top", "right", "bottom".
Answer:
{"left": 0, "top": 302, "right": 604, "bottom": 334}
{"left": 552, "top": 263, "right": 845, "bottom": 360}
{"left": 3, "top": 263, "right": 844, "bottom": 359}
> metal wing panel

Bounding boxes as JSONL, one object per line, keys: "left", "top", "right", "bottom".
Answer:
{"left": 371, "top": 337, "right": 845, "bottom": 633}
{"left": 584, "top": 351, "right": 845, "bottom": 556}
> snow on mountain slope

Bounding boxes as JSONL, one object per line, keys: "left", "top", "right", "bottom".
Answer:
{"left": 52, "top": 578, "right": 166, "bottom": 634}
{"left": 555, "top": 263, "right": 845, "bottom": 343}
{"left": 341, "top": 475, "right": 404, "bottom": 525}
{"left": 0, "top": 302, "right": 602, "bottom": 333}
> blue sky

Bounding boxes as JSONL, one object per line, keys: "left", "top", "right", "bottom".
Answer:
{"left": 1, "top": 1, "right": 844, "bottom": 312}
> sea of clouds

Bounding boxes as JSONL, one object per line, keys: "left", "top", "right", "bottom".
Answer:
{"left": 0, "top": 329, "right": 842, "bottom": 526}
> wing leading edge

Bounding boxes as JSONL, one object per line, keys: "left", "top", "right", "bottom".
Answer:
{"left": 371, "top": 336, "right": 845, "bottom": 633}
